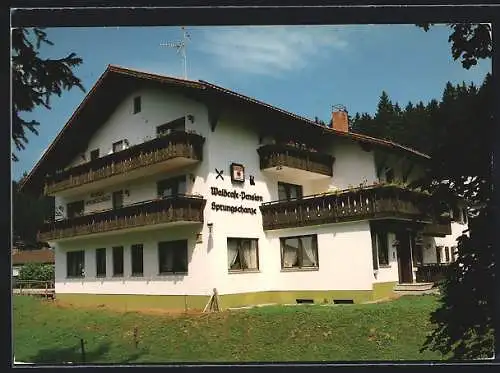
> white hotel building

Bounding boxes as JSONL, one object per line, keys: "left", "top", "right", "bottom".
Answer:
{"left": 20, "top": 65, "right": 467, "bottom": 310}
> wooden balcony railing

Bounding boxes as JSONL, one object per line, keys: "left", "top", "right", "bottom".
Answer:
{"left": 38, "top": 195, "right": 206, "bottom": 241}
{"left": 260, "top": 185, "right": 440, "bottom": 230}
{"left": 257, "top": 144, "right": 334, "bottom": 177}
{"left": 422, "top": 220, "right": 452, "bottom": 237}
{"left": 44, "top": 131, "right": 205, "bottom": 195}
{"left": 416, "top": 263, "right": 450, "bottom": 283}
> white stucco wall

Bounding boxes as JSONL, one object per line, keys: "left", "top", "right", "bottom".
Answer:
{"left": 68, "top": 87, "right": 207, "bottom": 167}
{"left": 49, "top": 83, "right": 437, "bottom": 298}
{"left": 329, "top": 140, "right": 378, "bottom": 190}
{"left": 422, "top": 222, "right": 466, "bottom": 264}
{"left": 54, "top": 225, "right": 213, "bottom": 296}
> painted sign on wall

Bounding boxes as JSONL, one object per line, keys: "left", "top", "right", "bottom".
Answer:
{"left": 210, "top": 187, "right": 264, "bottom": 215}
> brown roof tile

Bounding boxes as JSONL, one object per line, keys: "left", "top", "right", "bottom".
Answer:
{"left": 12, "top": 249, "right": 55, "bottom": 265}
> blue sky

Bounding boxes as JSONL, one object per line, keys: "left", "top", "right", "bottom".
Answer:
{"left": 12, "top": 25, "right": 491, "bottom": 181}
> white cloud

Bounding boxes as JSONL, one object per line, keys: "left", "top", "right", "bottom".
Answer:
{"left": 196, "top": 26, "right": 349, "bottom": 76}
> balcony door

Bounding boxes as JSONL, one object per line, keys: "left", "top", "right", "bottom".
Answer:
{"left": 157, "top": 176, "right": 186, "bottom": 198}
{"left": 278, "top": 182, "right": 303, "bottom": 201}
{"left": 67, "top": 200, "right": 84, "bottom": 219}
{"left": 112, "top": 191, "right": 124, "bottom": 209}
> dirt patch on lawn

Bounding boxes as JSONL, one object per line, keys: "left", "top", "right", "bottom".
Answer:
{"left": 363, "top": 293, "right": 403, "bottom": 304}
{"left": 51, "top": 299, "right": 214, "bottom": 318}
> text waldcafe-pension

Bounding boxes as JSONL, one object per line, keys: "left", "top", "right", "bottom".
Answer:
{"left": 210, "top": 187, "right": 263, "bottom": 215}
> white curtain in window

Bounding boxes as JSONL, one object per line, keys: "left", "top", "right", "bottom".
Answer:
{"left": 227, "top": 239, "right": 239, "bottom": 269}
{"left": 301, "top": 236, "right": 318, "bottom": 267}
{"left": 283, "top": 239, "right": 299, "bottom": 267}
{"left": 242, "top": 240, "right": 258, "bottom": 269}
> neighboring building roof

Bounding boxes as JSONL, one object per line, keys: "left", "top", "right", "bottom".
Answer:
{"left": 12, "top": 249, "right": 55, "bottom": 266}
{"left": 19, "top": 64, "right": 430, "bottom": 195}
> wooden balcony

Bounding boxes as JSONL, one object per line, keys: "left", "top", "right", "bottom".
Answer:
{"left": 44, "top": 131, "right": 205, "bottom": 195}
{"left": 422, "top": 219, "right": 452, "bottom": 237}
{"left": 416, "top": 263, "right": 450, "bottom": 283}
{"left": 38, "top": 195, "right": 206, "bottom": 241}
{"left": 260, "top": 185, "right": 443, "bottom": 230}
{"left": 257, "top": 144, "right": 334, "bottom": 178}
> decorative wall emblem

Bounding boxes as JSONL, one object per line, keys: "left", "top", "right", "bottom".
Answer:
{"left": 215, "top": 168, "right": 224, "bottom": 181}
{"left": 230, "top": 163, "right": 245, "bottom": 183}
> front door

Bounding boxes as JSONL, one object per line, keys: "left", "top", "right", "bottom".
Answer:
{"left": 396, "top": 230, "right": 413, "bottom": 284}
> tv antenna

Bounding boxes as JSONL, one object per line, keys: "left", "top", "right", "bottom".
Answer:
{"left": 160, "top": 27, "right": 191, "bottom": 79}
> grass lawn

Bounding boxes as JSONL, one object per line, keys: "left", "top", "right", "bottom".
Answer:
{"left": 13, "top": 295, "right": 447, "bottom": 363}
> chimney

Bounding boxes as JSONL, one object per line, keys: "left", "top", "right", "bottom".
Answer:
{"left": 331, "top": 106, "right": 349, "bottom": 132}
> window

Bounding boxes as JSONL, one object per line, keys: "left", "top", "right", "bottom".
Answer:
{"left": 227, "top": 238, "right": 259, "bottom": 271}
{"left": 411, "top": 233, "right": 423, "bottom": 267}
{"left": 67, "top": 200, "right": 84, "bottom": 219}
{"left": 451, "top": 246, "right": 457, "bottom": 262}
{"left": 112, "top": 140, "right": 124, "bottom": 153}
{"left": 131, "top": 244, "right": 144, "bottom": 276}
{"left": 278, "top": 182, "right": 303, "bottom": 201}
{"left": 90, "top": 149, "right": 100, "bottom": 161}
{"left": 157, "top": 176, "right": 186, "bottom": 198}
{"left": 445, "top": 247, "right": 450, "bottom": 263}
{"left": 95, "top": 248, "right": 106, "bottom": 277}
{"left": 281, "top": 235, "right": 319, "bottom": 269}
{"left": 67, "top": 250, "right": 85, "bottom": 278}
{"left": 133, "top": 96, "right": 141, "bottom": 114}
{"left": 436, "top": 246, "right": 442, "bottom": 263}
{"left": 371, "top": 229, "right": 389, "bottom": 267}
{"left": 112, "top": 246, "right": 124, "bottom": 277}
{"left": 371, "top": 232, "right": 379, "bottom": 270}
{"left": 158, "top": 240, "right": 188, "bottom": 274}
{"left": 112, "top": 190, "right": 124, "bottom": 209}
{"left": 156, "top": 117, "right": 185, "bottom": 136}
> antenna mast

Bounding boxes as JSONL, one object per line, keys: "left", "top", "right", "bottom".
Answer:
{"left": 160, "top": 27, "right": 191, "bottom": 79}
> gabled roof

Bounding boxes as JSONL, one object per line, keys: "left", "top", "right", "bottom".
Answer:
{"left": 19, "top": 64, "right": 430, "bottom": 195}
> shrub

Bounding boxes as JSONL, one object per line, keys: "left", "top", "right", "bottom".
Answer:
{"left": 18, "top": 263, "right": 54, "bottom": 287}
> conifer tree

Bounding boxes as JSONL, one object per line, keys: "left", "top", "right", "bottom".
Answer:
{"left": 12, "top": 27, "right": 85, "bottom": 161}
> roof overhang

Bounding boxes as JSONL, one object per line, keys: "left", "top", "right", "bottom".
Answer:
{"left": 19, "top": 65, "right": 430, "bottom": 196}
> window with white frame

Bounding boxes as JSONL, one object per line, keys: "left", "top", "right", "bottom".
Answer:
{"left": 158, "top": 240, "right": 188, "bottom": 274}
{"left": 131, "top": 244, "right": 144, "bottom": 276}
{"left": 95, "top": 248, "right": 106, "bottom": 277}
{"left": 227, "top": 238, "right": 259, "bottom": 271}
{"left": 67, "top": 250, "right": 85, "bottom": 278}
{"left": 445, "top": 246, "right": 450, "bottom": 262}
{"left": 371, "top": 229, "right": 389, "bottom": 269}
{"left": 281, "top": 235, "right": 319, "bottom": 269}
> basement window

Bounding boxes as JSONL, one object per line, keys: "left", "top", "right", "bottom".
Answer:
{"left": 333, "top": 299, "right": 354, "bottom": 304}
{"left": 133, "top": 96, "right": 141, "bottom": 114}
{"left": 296, "top": 299, "right": 314, "bottom": 304}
